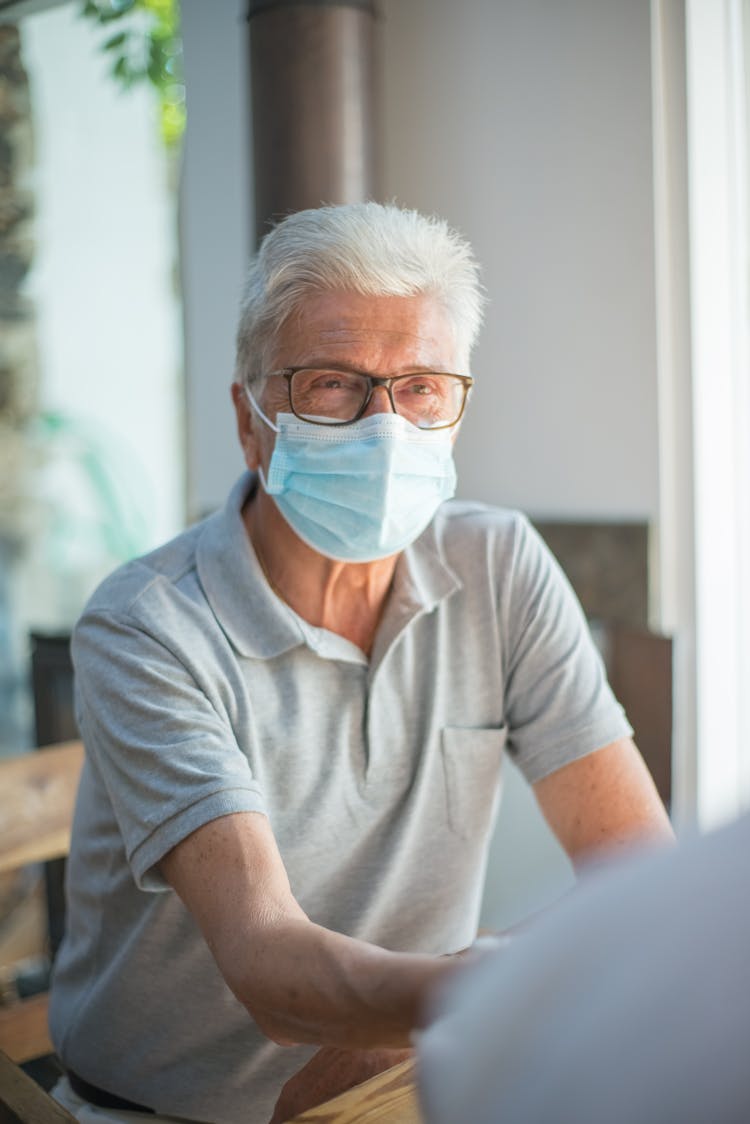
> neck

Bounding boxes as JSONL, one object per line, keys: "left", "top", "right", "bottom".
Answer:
{"left": 244, "top": 487, "right": 397, "bottom": 655}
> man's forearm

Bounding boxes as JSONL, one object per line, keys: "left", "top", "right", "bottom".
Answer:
{"left": 223, "top": 915, "right": 457, "bottom": 1048}
{"left": 161, "top": 813, "right": 462, "bottom": 1049}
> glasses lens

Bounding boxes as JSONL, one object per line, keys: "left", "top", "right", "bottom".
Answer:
{"left": 290, "top": 369, "right": 369, "bottom": 423}
{"left": 392, "top": 373, "right": 467, "bottom": 428}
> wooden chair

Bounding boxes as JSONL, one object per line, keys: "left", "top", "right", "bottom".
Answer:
{"left": 0, "top": 742, "right": 84, "bottom": 1065}
{"left": 0, "top": 1047, "right": 76, "bottom": 1123}
{"left": 602, "top": 625, "right": 673, "bottom": 809}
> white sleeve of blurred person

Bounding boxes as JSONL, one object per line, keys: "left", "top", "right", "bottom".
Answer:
{"left": 418, "top": 812, "right": 750, "bottom": 1124}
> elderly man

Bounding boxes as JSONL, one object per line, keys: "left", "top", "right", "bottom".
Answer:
{"left": 49, "top": 202, "right": 672, "bottom": 1124}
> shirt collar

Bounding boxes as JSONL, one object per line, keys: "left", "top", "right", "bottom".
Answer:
{"left": 196, "top": 472, "right": 462, "bottom": 661}
{"left": 196, "top": 473, "right": 306, "bottom": 659}
{"left": 370, "top": 515, "right": 463, "bottom": 671}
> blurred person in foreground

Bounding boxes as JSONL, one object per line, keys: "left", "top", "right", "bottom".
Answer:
{"left": 419, "top": 810, "right": 750, "bottom": 1124}
{"left": 49, "top": 202, "right": 673, "bottom": 1124}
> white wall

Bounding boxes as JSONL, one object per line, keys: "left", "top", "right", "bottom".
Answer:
{"left": 381, "top": 0, "right": 659, "bottom": 520}
{"left": 178, "top": 0, "right": 662, "bottom": 926}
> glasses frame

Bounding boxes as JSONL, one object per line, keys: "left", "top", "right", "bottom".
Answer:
{"left": 265, "top": 367, "right": 474, "bottom": 429}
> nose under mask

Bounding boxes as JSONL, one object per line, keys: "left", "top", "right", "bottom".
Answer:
{"left": 246, "top": 390, "right": 457, "bottom": 562}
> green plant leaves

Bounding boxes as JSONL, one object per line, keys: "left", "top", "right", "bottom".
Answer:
{"left": 79, "top": 0, "right": 184, "bottom": 148}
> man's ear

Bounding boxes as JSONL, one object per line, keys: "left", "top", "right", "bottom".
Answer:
{"left": 230, "top": 381, "right": 261, "bottom": 470}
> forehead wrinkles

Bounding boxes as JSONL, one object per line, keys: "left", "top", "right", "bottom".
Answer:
{"left": 271, "top": 293, "right": 458, "bottom": 368}
{"left": 274, "top": 331, "right": 451, "bottom": 371}
{"left": 314, "top": 327, "right": 440, "bottom": 362}
{"left": 314, "top": 323, "right": 449, "bottom": 358}
{"left": 316, "top": 326, "right": 430, "bottom": 342}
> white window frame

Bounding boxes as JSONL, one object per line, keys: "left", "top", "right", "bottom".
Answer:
{"left": 657, "top": 0, "right": 750, "bottom": 828}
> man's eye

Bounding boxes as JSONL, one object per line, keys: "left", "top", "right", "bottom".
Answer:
{"left": 400, "top": 378, "right": 439, "bottom": 397}
{"left": 308, "top": 373, "right": 359, "bottom": 391}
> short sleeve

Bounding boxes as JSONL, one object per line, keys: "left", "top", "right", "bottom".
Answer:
{"left": 72, "top": 607, "right": 267, "bottom": 891}
{"left": 502, "top": 517, "right": 632, "bottom": 783}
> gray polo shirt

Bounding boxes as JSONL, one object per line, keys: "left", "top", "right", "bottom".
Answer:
{"left": 49, "top": 472, "right": 631, "bottom": 1124}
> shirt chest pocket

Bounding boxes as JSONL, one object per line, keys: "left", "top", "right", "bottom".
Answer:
{"left": 440, "top": 725, "right": 508, "bottom": 841}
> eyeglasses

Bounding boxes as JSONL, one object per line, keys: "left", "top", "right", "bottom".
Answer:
{"left": 266, "top": 367, "right": 474, "bottom": 429}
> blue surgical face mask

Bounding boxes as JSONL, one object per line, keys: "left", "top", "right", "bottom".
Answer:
{"left": 246, "top": 390, "right": 457, "bottom": 562}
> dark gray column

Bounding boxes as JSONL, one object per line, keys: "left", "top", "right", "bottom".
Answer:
{"left": 247, "top": 0, "right": 379, "bottom": 245}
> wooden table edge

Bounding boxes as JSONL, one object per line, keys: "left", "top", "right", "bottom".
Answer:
{"left": 286, "top": 1057, "right": 422, "bottom": 1122}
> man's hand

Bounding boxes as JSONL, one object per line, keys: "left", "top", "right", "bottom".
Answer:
{"left": 268, "top": 1046, "right": 414, "bottom": 1124}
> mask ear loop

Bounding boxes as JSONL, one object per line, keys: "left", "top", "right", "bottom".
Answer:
{"left": 245, "top": 386, "right": 279, "bottom": 433}
{"left": 244, "top": 386, "right": 277, "bottom": 493}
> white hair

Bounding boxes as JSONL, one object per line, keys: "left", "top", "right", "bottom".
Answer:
{"left": 235, "top": 201, "right": 485, "bottom": 386}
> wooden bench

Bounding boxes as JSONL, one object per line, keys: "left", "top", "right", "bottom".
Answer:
{"left": 0, "top": 742, "right": 84, "bottom": 1065}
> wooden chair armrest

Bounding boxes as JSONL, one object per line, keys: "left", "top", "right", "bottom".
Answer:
{"left": 0, "top": 1047, "right": 75, "bottom": 1123}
